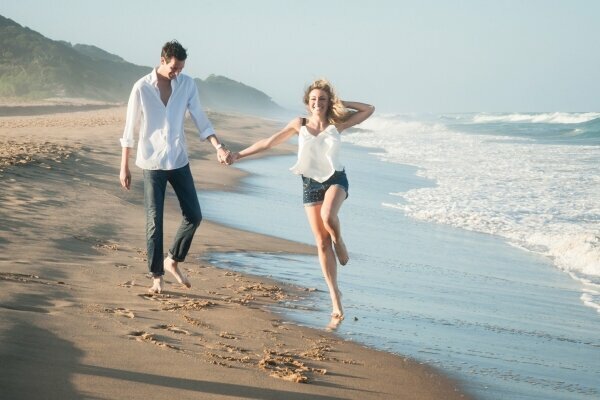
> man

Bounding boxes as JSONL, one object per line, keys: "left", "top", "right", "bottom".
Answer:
{"left": 119, "top": 40, "right": 230, "bottom": 294}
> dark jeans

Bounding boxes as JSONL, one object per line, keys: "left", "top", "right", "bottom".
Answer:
{"left": 143, "top": 164, "right": 202, "bottom": 276}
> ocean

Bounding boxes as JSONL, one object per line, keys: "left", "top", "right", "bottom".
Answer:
{"left": 197, "top": 112, "right": 600, "bottom": 400}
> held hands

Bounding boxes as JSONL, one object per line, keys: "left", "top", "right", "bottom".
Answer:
{"left": 216, "top": 144, "right": 243, "bottom": 166}
{"left": 231, "top": 152, "right": 241, "bottom": 163}
{"left": 217, "top": 146, "right": 234, "bottom": 165}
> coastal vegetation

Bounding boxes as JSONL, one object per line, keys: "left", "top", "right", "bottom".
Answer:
{"left": 0, "top": 15, "right": 284, "bottom": 116}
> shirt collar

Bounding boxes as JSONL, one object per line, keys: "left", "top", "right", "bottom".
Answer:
{"left": 150, "top": 67, "right": 180, "bottom": 86}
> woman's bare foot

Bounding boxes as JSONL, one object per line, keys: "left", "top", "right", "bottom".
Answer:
{"left": 333, "top": 238, "right": 349, "bottom": 266}
{"left": 164, "top": 257, "right": 191, "bottom": 288}
{"left": 326, "top": 315, "right": 344, "bottom": 331}
{"left": 148, "top": 276, "right": 163, "bottom": 294}
{"left": 331, "top": 289, "right": 343, "bottom": 319}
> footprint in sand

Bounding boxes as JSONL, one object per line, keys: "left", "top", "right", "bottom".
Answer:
{"left": 219, "top": 342, "right": 239, "bottom": 351}
{"left": 105, "top": 307, "right": 135, "bottom": 318}
{"left": 183, "top": 267, "right": 201, "bottom": 276}
{"left": 151, "top": 324, "right": 191, "bottom": 335}
{"left": 114, "top": 263, "right": 133, "bottom": 269}
{"left": 219, "top": 332, "right": 237, "bottom": 340}
{"left": 117, "top": 280, "right": 138, "bottom": 288}
{"left": 139, "top": 293, "right": 217, "bottom": 311}
{"left": 206, "top": 351, "right": 252, "bottom": 367}
{"left": 140, "top": 293, "right": 171, "bottom": 300}
{"left": 162, "top": 299, "right": 217, "bottom": 311}
{"left": 0, "top": 272, "right": 64, "bottom": 286}
{"left": 73, "top": 235, "right": 119, "bottom": 251}
{"left": 258, "top": 349, "right": 327, "bottom": 383}
{"left": 0, "top": 272, "right": 40, "bottom": 283}
{"left": 183, "top": 315, "right": 212, "bottom": 329}
{"left": 133, "top": 248, "right": 147, "bottom": 262}
{"left": 127, "top": 331, "right": 181, "bottom": 350}
{"left": 94, "top": 242, "right": 119, "bottom": 251}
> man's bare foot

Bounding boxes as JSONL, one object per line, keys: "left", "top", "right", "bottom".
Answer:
{"left": 164, "top": 258, "right": 191, "bottom": 288}
{"left": 333, "top": 238, "right": 349, "bottom": 266}
{"left": 148, "top": 276, "right": 163, "bottom": 294}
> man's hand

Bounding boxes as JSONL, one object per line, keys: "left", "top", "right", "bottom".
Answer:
{"left": 217, "top": 147, "right": 233, "bottom": 165}
{"left": 120, "top": 166, "right": 131, "bottom": 190}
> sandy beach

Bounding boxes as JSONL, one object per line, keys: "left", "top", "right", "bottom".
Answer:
{"left": 0, "top": 104, "right": 471, "bottom": 399}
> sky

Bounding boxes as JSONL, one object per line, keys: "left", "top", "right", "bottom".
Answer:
{"left": 1, "top": 0, "right": 599, "bottom": 113}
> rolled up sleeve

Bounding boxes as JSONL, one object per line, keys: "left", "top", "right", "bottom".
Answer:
{"left": 188, "top": 84, "right": 215, "bottom": 141}
{"left": 120, "top": 85, "right": 141, "bottom": 148}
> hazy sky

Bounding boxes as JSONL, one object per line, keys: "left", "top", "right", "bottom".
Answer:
{"left": 1, "top": 0, "right": 599, "bottom": 112}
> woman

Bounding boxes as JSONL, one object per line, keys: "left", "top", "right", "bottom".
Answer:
{"left": 232, "top": 79, "right": 374, "bottom": 325}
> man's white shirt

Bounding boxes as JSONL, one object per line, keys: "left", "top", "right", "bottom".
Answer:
{"left": 120, "top": 68, "right": 215, "bottom": 170}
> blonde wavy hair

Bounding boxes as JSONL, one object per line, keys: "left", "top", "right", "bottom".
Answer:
{"left": 303, "top": 79, "right": 349, "bottom": 125}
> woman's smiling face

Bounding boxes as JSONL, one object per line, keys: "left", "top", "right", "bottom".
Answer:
{"left": 308, "top": 89, "right": 330, "bottom": 116}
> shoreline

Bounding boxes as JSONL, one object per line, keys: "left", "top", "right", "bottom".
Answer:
{"left": 208, "top": 120, "right": 600, "bottom": 400}
{"left": 0, "top": 105, "right": 473, "bottom": 399}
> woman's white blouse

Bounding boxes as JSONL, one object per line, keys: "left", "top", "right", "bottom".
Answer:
{"left": 289, "top": 125, "right": 344, "bottom": 182}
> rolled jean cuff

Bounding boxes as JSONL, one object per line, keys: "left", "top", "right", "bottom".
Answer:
{"left": 168, "top": 251, "right": 185, "bottom": 263}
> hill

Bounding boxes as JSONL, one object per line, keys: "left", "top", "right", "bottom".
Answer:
{"left": 196, "top": 75, "right": 284, "bottom": 116}
{"left": 0, "top": 15, "right": 149, "bottom": 101}
{"left": 0, "top": 15, "right": 285, "bottom": 116}
{"left": 71, "top": 43, "right": 127, "bottom": 63}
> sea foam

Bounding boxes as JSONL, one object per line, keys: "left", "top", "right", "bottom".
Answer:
{"left": 471, "top": 112, "right": 600, "bottom": 124}
{"left": 344, "top": 114, "right": 600, "bottom": 311}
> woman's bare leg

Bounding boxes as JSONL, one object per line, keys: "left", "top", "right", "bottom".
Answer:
{"left": 320, "top": 186, "right": 349, "bottom": 265}
{"left": 305, "top": 204, "right": 343, "bottom": 318}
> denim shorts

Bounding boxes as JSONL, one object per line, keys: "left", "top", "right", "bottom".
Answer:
{"left": 302, "top": 170, "right": 349, "bottom": 206}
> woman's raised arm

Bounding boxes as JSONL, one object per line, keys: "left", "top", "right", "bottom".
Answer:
{"left": 337, "top": 101, "right": 375, "bottom": 132}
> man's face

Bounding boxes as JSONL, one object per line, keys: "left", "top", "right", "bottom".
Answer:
{"left": 160, "top": 57, "right": 185, "bottom": 80}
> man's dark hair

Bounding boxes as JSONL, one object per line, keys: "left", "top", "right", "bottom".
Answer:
{"left": 161, "top": 40, "right": 187, "bottom": 61}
